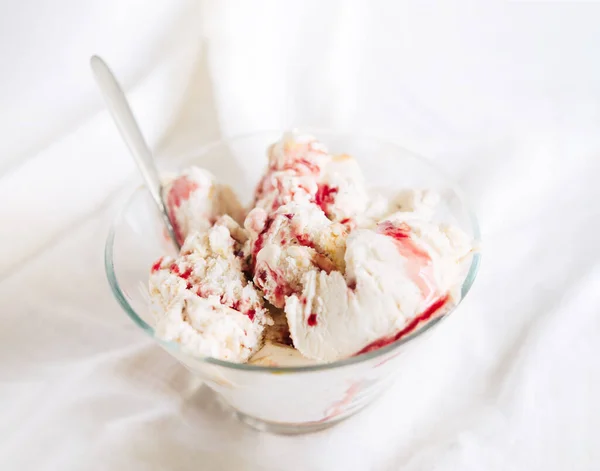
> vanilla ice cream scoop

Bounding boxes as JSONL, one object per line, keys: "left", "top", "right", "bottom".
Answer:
{"left": 162, "top": 167, "right": 244, "bottom": 246}
{"left": 318, "top": 153, "right": 368, "bottom": 223}
{"left": 149, "top": 216, "right": 271, "bottom": 362}
{"left": 253, "top": 132, "right": 368, "bottom": 223}
{"left": 253, "top": 133, "right": 328, "bottom": 213}
{"left": 359, "top": 189, "right": 441, "bottom": 228}
{"left": 285, "top": 213, "right": 473, "bottom": 362}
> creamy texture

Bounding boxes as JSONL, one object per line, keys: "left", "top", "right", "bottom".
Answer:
{"left": 320, "top": 153, "right": 368, "bottom": 223}
{"left": 248, "top": 308, "right": 316, "bottom": 366}
{"left": 162, "top": 167, "right": 244, "bottom": 246}
{"left": 149, "top": 131, "right": 474, "bottom": 365}
{"left": 285, "top": 214, "right": 472, "bottom": 362}
{"left": 253, "top": 132, "right": 368, "bottom": 222}
{"left": 149, "top": 216, "right": 271, "bottom": 362}
{"left": 245, "top": 202, "right": 347, "bottom": 308}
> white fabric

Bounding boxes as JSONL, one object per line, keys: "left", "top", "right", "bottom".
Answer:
{"left": 1, "top": 1, "right": 599, "bottom": 469}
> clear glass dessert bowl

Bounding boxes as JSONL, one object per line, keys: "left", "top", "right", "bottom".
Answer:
{"left": 105, "top": 130, "right": 481, "bottom": 434}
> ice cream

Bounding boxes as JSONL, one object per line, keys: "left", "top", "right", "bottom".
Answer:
{"left": 149, "top": 216, "right": 271, "bottom": 362}
{"left": 148, "top": 132, "right": 474, "bottom": 364}
{"left": 162, "top": 167, "right": 244, "bottom": 246}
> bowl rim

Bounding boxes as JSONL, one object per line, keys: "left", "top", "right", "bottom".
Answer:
{"left": 105, "top": 129, "right": 481, "bottom": 373}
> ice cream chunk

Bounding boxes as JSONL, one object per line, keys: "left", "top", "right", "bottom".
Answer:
{"left": 245, "top": 202, "right": 347, "bottom": 308}
{"left": 253, "top": 133, "right": 327, "bottom": 214}
{"left": 318, "top": 153, "right": 368, "bottom": 223}
{"left": 285, "top": 213, "right": 473, "bottom": 362}
{"left": 253, "top": 132, "right": 367, "bottom": 223}
{"left": 245, "top": 131, "right": 367, "bottom": 310}
{"left": 162, "top": 167, "right": 244, "bottom": 246}
{"left": 149, "top": 216, "right": 271, "bottom": 362}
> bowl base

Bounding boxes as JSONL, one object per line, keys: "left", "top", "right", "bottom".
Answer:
{"left": 234, "top": 410, "right": 358, "bottom": 435}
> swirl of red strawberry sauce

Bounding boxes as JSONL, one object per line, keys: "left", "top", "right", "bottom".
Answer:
{"left": 376, "top": 221, "right": 437, "bottom": 303}
{"left": 249, "top": 211, "right": 318, "bottom": 308}
{"left": 352, "top": 221, "right": 449, "bottom": 356}
{"left": 354, "top": 294, "right": 449, "bottom": 355}
{"left": 249, "top": 139, "right": 354, "bottom": 318}
{"left": 249, "top": 143, "right": 327, "bottom": 306}
{"left": 165, "top": 175, "right": 200, "bottom": 246}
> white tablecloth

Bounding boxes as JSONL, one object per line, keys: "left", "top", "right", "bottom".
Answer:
{"left": 1, "top": 1, "right": 599, "bottom": 470}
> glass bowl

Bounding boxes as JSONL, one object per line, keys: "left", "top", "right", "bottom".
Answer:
{"left": 105, "top": 130, "right": 481, "bottom": 434}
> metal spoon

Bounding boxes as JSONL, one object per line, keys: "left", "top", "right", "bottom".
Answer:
{"left": 90, "top": 55, "right": 180, "bottom": 250}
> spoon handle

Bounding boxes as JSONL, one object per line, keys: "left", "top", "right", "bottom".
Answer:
{"left": 90, "top": 55, "right": 180, "bottom": 249}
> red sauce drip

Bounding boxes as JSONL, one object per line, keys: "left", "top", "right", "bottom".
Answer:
{"left": 307, "top": 313, "right": 318, "bottom": 326}
{"left": 377, "top": 221, "right": 435, "bottom": 302}
{"left": 253, "top": 173, "right": 271, "bottom": 203}
{"left": 377, "top": 221, "right": 411, "bottom": 240}
{"left": 274, "top": 284, "right": 285, "bottom": 300}
{"left": 171, "top": 264, "right": 194, "bottom": 288}
{"left": 283, "top": 213, "right": 293, "bottom": 220}
{"left": 355, "top": 295, "right": 449, "bottom": 355}
{"left": 254, "top": 263, "right": 291, "bottom": 309}
{"left": 267, "top": 179, "right": 288, "bottom": 212}
{"left": 252, "top": 217, "right": 274, "bottom": 264}
{"left": 151, "top": 257, "right": 163, "bottom": 273}
{"left": 295, "top": 233, "right": 315, "bottom": 248}
{"left": 347, "top": 280, "right": 357, "bottom": 290}
{"left": 166, "top": 176, "right": 200, "bottom": 246}
{"left": 339, "top": 217, "right": 356, "bottom": 231}
{"left": 231, "top": 300, "right": 241, "bottom": 311}
{"left": 314, "top": 184, "right": 338, "bottom": 214}
{"left": 275, "top": 151, "right": 321, "bottom": 175}
{"left": 167, "top": 176, "right": 199, "bottom": 207}
{"left": 246, "top": 309, "right": 256, "bottom": 321}
{"left": 317, "top": 382, "right": 363, "bottom": 423}
{"left": 170, "top": 216, "right": 184, "bottom": 246}
{"left": 294, "top": 158, "right": 321, "bottom": 175}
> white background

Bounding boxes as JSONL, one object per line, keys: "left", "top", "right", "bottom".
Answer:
{"left": 1, "top": 1, "right": 599, "bottom": 470}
